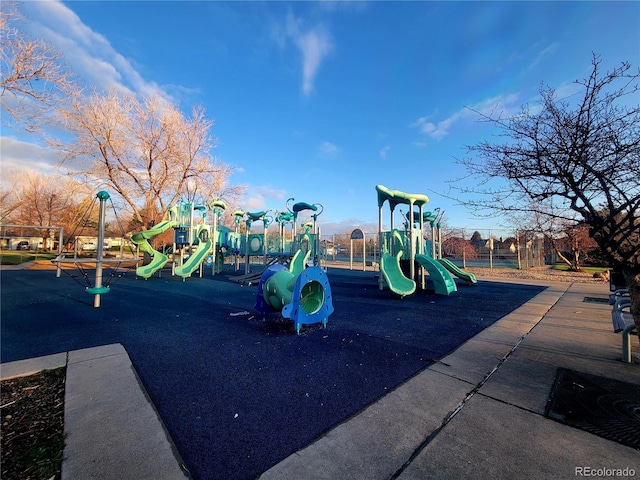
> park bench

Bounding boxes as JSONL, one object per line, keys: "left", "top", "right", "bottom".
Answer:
{"left": 609, "top": 289, "right": 637, "bottom": 363}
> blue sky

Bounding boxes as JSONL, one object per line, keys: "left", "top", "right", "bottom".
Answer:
{"left": 4, "top": 1, "right": 640, "bottom": 234}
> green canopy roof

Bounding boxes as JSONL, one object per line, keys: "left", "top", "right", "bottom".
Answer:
{"left": 246, "top": 211, "right": 267, "bottom": 221}
{"left": 375, "top": 184, "right": 429, "bottom": 210}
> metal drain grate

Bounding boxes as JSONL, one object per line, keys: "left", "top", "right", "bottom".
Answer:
{"left": 583, "top": 296, "right": 610, "bottom": 304}
{"left": 546, "top": 368, "right": 640, "bottom": 450}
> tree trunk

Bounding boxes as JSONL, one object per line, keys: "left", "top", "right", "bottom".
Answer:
{"left": 623, "top": 264, "right": 640, "bottom": 349}
{"left": 572, "top": 249, "right": 581, "bottom": 271}
{"left": 553, "top": 248, "right": 573, "bottom": 270}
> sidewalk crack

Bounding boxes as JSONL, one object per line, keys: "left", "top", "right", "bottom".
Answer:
{"left": 388, "top": 294, "right": 562, "bottom": 480}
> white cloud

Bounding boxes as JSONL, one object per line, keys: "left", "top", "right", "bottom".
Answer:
{"left": 319, "top": 141, "right": 339, "bottom": 156}
{"left": 0, "top": 137, "right": 60, "bottom": 176}
{"left": 318, "top": 1, "right": 368, "bottom": 13}
{"left": 242, "top": 196, "right": 268, "bottom": 212}
{"left": 529, "top": 42, "right": 559, "bottom": 70}
{"left": 19, "top": 1, "right": 165, "bottom": 99}
{"left": 469, "top": 93, "right": 521, "bottom": 117}
{"left": 379, "top": 145, "right": 390, "bottom": 159}
{"left": 412, "top": 93, "right": 522, "bottom": 139}
{"left": 411, "top": 115, "right": 456, "bottom": 140}
{"left": 241, "top": 185, "right": 287, "bottom": 212}
{"left": 319, "top": 218, "right": 378, "bottom": 236}
{"left": 297, "top": 29, "right": 332, "bottom": 96}
{"left": 552, "top": 80, "right": 586, "bottom": 105}
{"left": 283, "top": 12, "right": 333, "bottom": 96}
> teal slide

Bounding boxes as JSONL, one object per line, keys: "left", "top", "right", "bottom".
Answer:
{"left": 380, "top": 251, "right": 416, "bottom": 297}
{"left": 131, "top": 220, "right": 177, "bottom": 279}
{"left": 174, "top": 238, "right": 212, "bottom": 279}
{"left": 415, "top": 254, "right": 457, "bottom": 295}
{"left": 437, "top": 258, "right": 477, "bottom": 284}
{"left": 289, "top": 249, "right": 311, "bottom": 276}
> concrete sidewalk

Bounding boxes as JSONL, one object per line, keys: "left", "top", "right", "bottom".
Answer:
{"left": 1, "top": 344, "right": 190, "bottom": 479}
{"left": 2, "top": 279, "right": 638, "bottom": 479}
{"left": 258, "top": 280, "right": 640, "bottom": 479}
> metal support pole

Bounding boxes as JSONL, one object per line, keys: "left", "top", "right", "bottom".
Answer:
{"left": 462, "top": 228, "right": 466, "bottom": 269}
{"left": 408, "top": 201, "right": 415, "bottom": 282}
{"left": 378, "top": 204, "right": 384, "bottom": 290}
{"left": 93, "top": 191, "right": 109, "bottom": 308}
{"left": 56, "top": 227, "right": 63, "bottom": 278}
{"left": 362, "top": 232, "right": 366, "bottom": 272}
{"left": 489, "top": 229, "right": 493, "bottom": 270}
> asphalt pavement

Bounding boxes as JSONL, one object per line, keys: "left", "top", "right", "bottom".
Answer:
{"left": 2, "top": 269, "right": 639, "bottom": 479}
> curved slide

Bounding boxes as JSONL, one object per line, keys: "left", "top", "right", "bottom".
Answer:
{"left": 289, "top": 249, "right": 311, "bottom": 276}
{"left": 380, "top": 251, "right": 416, "bottom": 297}
{"left": 415, "top": 254, "right": 457, "bottom": 295}
{"left": 174, "top": 237, "right": 212, "bottom": 279}
{"left": 131, "top": 220, "right": 177, "bottom": 279}
{"left": 437, "top": 258, "right": 477, "bottom": 284}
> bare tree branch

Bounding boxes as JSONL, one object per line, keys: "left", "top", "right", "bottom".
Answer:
{"left": 456, "top": 54, "right": 640, "bottom": 266}
{"left": 455, "top": 53, "right": 640, "bottom": 329}
{"left": 1, "top": 4, "right": 73, "bottom": 132}
{"left": 53, "top": 89, "right": 245, "bottom": 230}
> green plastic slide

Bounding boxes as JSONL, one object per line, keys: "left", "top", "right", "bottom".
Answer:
{"left": 289, "top": 249, "right": 311, "bottom": 276}
{"left": 131, "top": 220, "right": 177, "bottom": 279}
{"left": 437, "top": 258, "right": 477, "bottom": 284}
{"left": 137, "top": 250, "right": 170, "bottom": 280}
{"left": 174, "top": 238, "right": 212, "bottom": 279}
{"left": 380, "top": 251, "right": 416, "bottom": 297}
{"left": 415, "top": 254, "right": 457, "bottom": 295}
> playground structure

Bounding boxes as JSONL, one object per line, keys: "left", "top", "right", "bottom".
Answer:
{"left": 274, "top": 211, "right": 295, "bottom": 253}
{"left": 174, "top": 200, "right": 227, "bottom": 280}
{"left": 231, "top": 209, "right": 246, "bottom": 269}
{"left": 52, "top": 191, "right": 141, "bottom": 307}
{"left": 376, "top": 184, "right": 476, "bottom": 298}
{"left": 241, "top": 210, "right": 273, "bottom": 274}
{"left": 227, "top": 197, "right": 333, "bottom": 333}
{"left": 423, "top": 211, "right": 477, "bottom": 285}
{"left": 129, "top": 199, "right": 232, "bottom": 281}
{"left": 130, "top": 212, "right": 178, "bottom": 279}
{"left": 287, "top": 197, "right": 324, "bottom": 265}
{"left": 230, "top": 198, "right": 326, "bottom": 285}
{"left": 254, "top": 249, "right": 334, "bottom": 334}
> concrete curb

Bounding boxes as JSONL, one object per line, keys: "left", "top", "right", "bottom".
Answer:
{"left": 1, "top": 344, "right": 190, "bottom": 480}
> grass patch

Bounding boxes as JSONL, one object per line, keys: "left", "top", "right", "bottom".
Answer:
{"left": 0, "top": 252, "right": 57, "bottom": 265}
{"left": 551, "top": 264, "right": 609, "bottom": 274}
{"left": 1, "top": 368, "right": 66, "bottom": 480}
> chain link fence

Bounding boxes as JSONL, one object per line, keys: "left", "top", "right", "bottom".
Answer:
{"left": 318, "top": 227, "right": 547, "bottom": 271}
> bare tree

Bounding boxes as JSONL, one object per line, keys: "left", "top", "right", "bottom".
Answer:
{"left": 1, "top": 170, "right": 91, "bottom": 248}
{"left": 441, "top": 228, "right": 477, "bottom": 261}
{"left": 511, "top": 207, "right": 598, "bottom": 271}
{"left": 53, "top": 90, "right": 244, "bottom": 230}
{"left": 547, "top": 223, "right": 598, "bottom": 271}
{"left": 457, "top": 54, "right": 640, "bottom": 331}
{"left": 0, "top": 3, "right": 72, "bottom": 132}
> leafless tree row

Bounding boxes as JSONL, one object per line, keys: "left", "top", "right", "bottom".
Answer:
{"left": 1, "top": 4, "right": 244, "bottom": 238}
